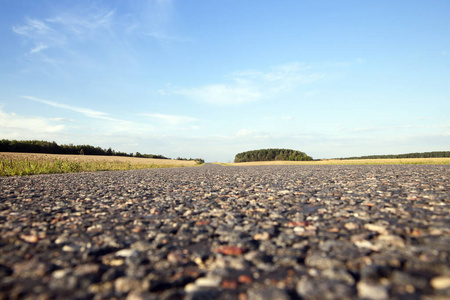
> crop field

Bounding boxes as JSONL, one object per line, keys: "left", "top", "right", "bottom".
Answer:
{"left": 227, "top": 157, "right": 450, "bottom": 166}
{"left": 0, "top": 152, "right": 198, "bottom": 176}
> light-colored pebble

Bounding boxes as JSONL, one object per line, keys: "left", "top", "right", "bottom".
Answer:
{"left": 357, "top": 281, "right": 389, "bottom": 300}
{"left": 431, "top": 276, "right": 450, "bottom": 290}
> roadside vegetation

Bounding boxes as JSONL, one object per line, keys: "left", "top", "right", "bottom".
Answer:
{"left": 0, "top": 139, "right": 205, "bottom": 176}
{"left": 0, "top": 153, "right": 201, "bottom": 177}
{"left": 234, "top": 148, "right": 312, "bottom": 163}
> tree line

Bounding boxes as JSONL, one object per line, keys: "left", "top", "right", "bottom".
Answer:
{"left": 176, "top": 157, "right": 205, "bottom": 164}
{"left": 234, "top": 148, "right": 313, "bottom": 163}
{"left": 0, "top": 139, "right": 168, "bottom": 159}
{"left": 340, "top": 151, "right": 450, "bottom": 160}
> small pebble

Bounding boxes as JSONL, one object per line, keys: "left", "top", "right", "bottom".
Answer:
{"left": 430, "top": 276, "right": 450, "bottom": 290}
{"left": 195, "top": 276, "right": 221, "bottom": 288}
{"left": 357, "top": 281, "right": 389, "bottom": 300}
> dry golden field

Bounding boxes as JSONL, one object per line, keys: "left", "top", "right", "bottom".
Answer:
{"left": 0, "top": 152, "right": 197, "bottom": 166}
{"left": 227, "top": 157, "right": 450, "bottom": 166}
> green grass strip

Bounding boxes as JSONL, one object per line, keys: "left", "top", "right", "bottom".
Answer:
{"left": 0, "top": 158, "right": 183, "bottom": 176}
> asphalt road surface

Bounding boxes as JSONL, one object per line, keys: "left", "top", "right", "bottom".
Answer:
{"left": 1, "top": 164, "right": 449, "bottom": 299}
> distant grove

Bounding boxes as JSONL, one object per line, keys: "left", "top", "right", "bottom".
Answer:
{"left": 340, "top": 151, "right": 450, "bottom": 160}
{"left": 234, "top": 148, "right": 313, "bottom": 163}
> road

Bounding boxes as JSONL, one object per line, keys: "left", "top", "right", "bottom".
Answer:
{"left": 1, "top": 164, "right": 449, "bottom": 299}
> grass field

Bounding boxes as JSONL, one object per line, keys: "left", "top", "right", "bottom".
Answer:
{"left": 226, "top": 157, "right": 450, "bottom": 166}
{"left": 0, "top": 152, "right": 199, "bottom": 176}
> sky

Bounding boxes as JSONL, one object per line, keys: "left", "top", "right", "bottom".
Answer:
{"left": 0, "top": 0, "right": 449, "bottom": 162}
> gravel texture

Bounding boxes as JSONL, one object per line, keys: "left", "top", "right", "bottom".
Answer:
{"left": 0, "top": 163, "right": 449, "bottom": 299}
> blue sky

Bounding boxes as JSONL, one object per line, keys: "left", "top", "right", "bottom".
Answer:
{"left": 1, "top": 0, "right": 449, "bottom": 162}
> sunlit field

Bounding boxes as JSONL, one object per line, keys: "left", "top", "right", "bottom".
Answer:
{"left": 226, "top": 157, "right": 450, "bottom": 166}
{"left": 0, "top": 152, "right": 198, "bottom": 176}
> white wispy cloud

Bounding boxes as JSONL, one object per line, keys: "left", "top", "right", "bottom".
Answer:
{"left": 22, "top": 96, "right": 117, "bottom": 121}
{"left": 124, "top": 0, "right": 191, "bottom": 44}
{"left": 0, "top": 108, "right": 65, "bottom": 136}
{"left": 12, "top": 17, "right": 66, "bottom": 49}
{"left": 25, "top": 97, "right": 192, "bottom": 136}
{"left": 21, "top": 96, "right": 210, "bottom": 137}
{"left": 233, "top": 62, "right": 321, "bottom": 93}
{"left": 11, "top": 1, "right": 189, "bottom": 68}
{"left": 12, "top": 7, "right": 116, "bottom": 56}
{"left": 0, "top": 107, "right": 153, "bottom": 146}
{"left": 30, "top": 43, "right": 48, "bottom": 54}
{"left": 175, "top": 63, "right": 324, "bottom": 105}
{"left": 45, "top": 10, "right": 115, "bottom": 37}
{"left": 12, "top": 18, "right": 52, "bottom": 36}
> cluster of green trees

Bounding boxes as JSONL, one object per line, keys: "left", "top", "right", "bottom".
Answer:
{"left": 0, "top": 139, "right": 168, "bottom": 159}
{"left": 234, "top": 148, "right": 313, "bottom": 163}
{"left": 177, "top": 157, "right": 205, "bottom": 164}
{"left": 134, "top": 152, "right": 168, "bottom": 159}
{"left": 341, "top": 151, "right": 450, "bottom": 160}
